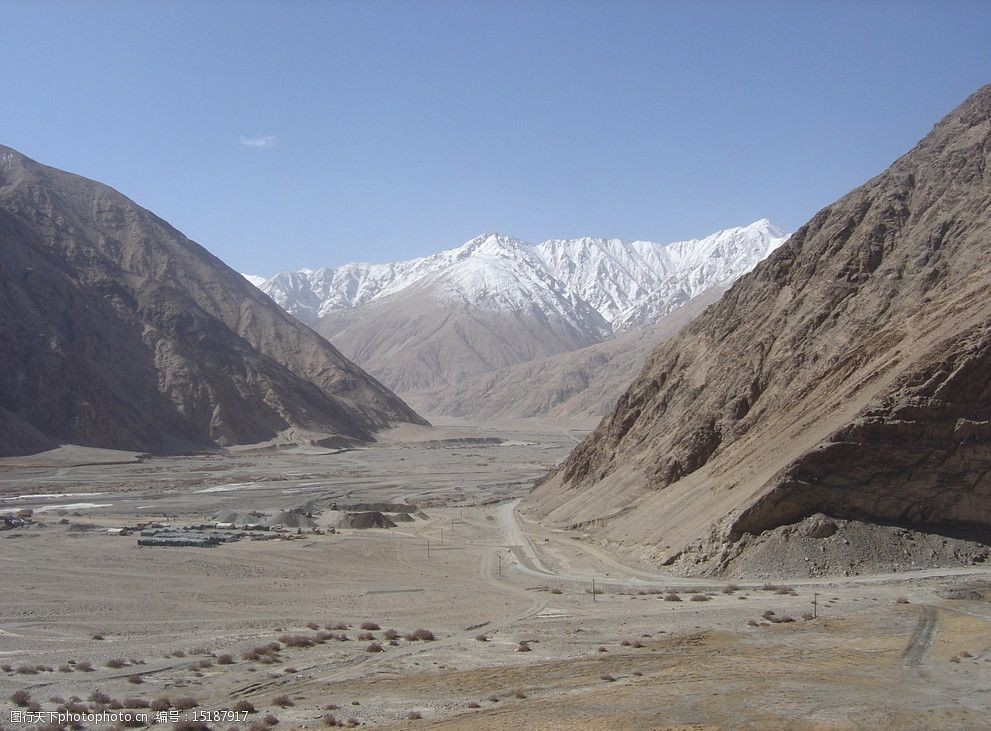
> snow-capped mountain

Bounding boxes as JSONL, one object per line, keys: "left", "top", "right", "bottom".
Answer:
{"left": 241, "top": 273, "right": 268, "bottom": 287}
{"left": 258, "top": 219, "right": 788, "bottom": 334}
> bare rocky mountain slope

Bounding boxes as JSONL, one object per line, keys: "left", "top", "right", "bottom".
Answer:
{"left": 406, "top": 287, "right": 723, "bottom": 421}
{"left": 0, "top": 146, "right": 425, "bottom": 456}
{"left": 525, "top": 84, "right": 991, "bottom": 576}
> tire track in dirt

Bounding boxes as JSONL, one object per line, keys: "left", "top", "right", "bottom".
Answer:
{"left": 902, "top": 604, "right": 938, "bottom": 671}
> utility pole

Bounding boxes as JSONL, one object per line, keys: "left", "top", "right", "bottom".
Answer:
{"left": 497, "top": 553, "right": 502, "bottom": 577}
{"left": 427, "top": 539, "right": 430, "bottom": 558}
{"left": 592, "top": 578, "right": 596, "bottom": 603}
{"left": 812, "top": 592, "right": 818, "bottom": 619}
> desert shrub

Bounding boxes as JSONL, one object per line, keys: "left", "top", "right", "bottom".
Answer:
{"left": 802, "top": 612, "right": 814, "bottom": 621}
{"left": 960, "top": 650, "right": 973, "bottom": 658}
{"left": 632, "top": 670, "right": 643, "bottom": 676}
{"left": 172, "top": 649, "right": 186, "bottom": 658}
{"left": 517, "top": 641, "right": 531, "bottom": 652}
{"left": 383, "top": 629, "right": 399, "bottom": 640}
{"left": 272, "top": 695, "right": 293, "bottom": 708}
{"left": 284, "top": 667, "right": 298, "bottom": 674}
{"left": 198, "top": 659, "right": 213, "bottom": 669}
{"left": 550, "top": 588, "right": 562, "bottom": 594}
{"left": 326, "top": 622, "right": 348, "bottom": 630}
{"left": 475, "top": 634, "right": 488, "bottom": 642}
{"left": 620, "top": 639, "right": 631, "bottom": 646}
{"left": 365, "top": 642, "right": 384, "bottom": 653}
{"left": 217, "top": 653, "right": 235, "bottom": 665}
{"left": 359, "top": 622, "right": 380, "bottom": 631}
{"left": 408, "top": 711, "right": 423, "bottom": 719}
{"left": 664, "top": 593, "right": 681, "bottom": 602}
{"left": 949, "top": 655, "right": 961, "bottom": 663}
{"left": 279, "top": 634, "right": 314, "bottom": 648}
{"left": 747, "top": 619, "right": 759, "bottom": 627}
{"left": 325, "top": 704, "right": 340, "bottom": 711}
{"left": 150, "top": 697, "right": 171, "bottom": 711}
{"left": 0, "top": 663, "right": 11, "bottom": 672}
{"left": 597, "top": 646, "right": 607, "bottom": 653}
{"left": 306, "top": 622, "right": 320, "bottom": 630}
{"left": 323, "top": 714, "right": 339, "bottom": 727}
{"left": 89, "top": 690, "right": 112, "bottom": 705}
{"left": 689, "top": 594, "right": 710, "bottom": 602}
{"left": 406, "top": 628, "right": 435, "bottom": 641}
{"left": 60, "top": 700, "right": 89, "bottom": 714}
{"left": 761, "top": 610, "right": 775, "bottom": 620}
{"left": 774, "top": 586, "right": 796, "bottom": 595}
{"left": 123, "top": 697, "right": 150, "bottom": 708}
{"left": 77, "top": 659, "right": 94, "bottom": 672}
{"left": 488, "top": 695, "right": 500, "bottom": 703}
{"left": 127, "top": 674, "right": 143, "bottom": 684}
{"left": 232, "top": 700, "right": 256, "bottom": 714}
{"left": 722, "top": 584, "right": 739, "bottom": 593}
{"left": 11, "top": 690, "right": 31, "bottom": 707}
{"left": 15, "top": 665, "right": 38, "bottom": 675}
{"left": 896, "top": 597, "right": 909, "bottom": 604}
{"left": 467, "top": 702, "right": 481, "bottom": 708}
{"left": 600, "top": 674, "right": 615, "bottom": 682}
{"left": 173, "top": 722, "right": 209, "bottom": 731}
{"left": 92, "top": 633, "right": 105, "bottom": 640}
{"left": 513, "top": 689, "right": 527, "bottom": 699}
{"left": 173, "top": 696, "right": 199, "bottom": 710}
{"left": 357, "top": 631, "right": 374, "bottom": 641}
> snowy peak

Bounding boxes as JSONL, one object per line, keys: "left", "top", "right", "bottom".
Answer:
{"left": 534, "top": 220, "right": 788, "bottom": 328}
{"left": 258, "top": 221, "right": 788, "bottom": 331}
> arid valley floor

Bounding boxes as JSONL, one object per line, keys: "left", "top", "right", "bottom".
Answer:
{"left": 1, "top": 420, "right": 989, "bottom": 730}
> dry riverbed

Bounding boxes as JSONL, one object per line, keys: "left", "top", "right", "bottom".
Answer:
{"left": 0, "top": 420, "right": 988, "bottom": 730}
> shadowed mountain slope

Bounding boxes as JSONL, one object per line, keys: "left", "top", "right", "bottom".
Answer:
{"left": 0, "top": 146, "right": 425, "bottom": 456}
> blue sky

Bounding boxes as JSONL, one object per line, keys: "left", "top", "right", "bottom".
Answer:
{"left": 3, "top": 1, "right": 989, "bottom": 275}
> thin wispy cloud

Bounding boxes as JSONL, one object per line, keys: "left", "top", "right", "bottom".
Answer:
{"left": 239, "top": 134, "right": 278, "bottom": 148}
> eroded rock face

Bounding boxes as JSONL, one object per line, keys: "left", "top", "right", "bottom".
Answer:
{"left": 527, "top": 84, "right": 991, "bottom": 566}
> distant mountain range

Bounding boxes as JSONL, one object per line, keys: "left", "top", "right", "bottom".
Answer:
{"left": 249, "top": 220, "right": 788, "bottom": 400}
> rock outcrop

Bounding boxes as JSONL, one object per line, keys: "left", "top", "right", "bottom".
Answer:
{"left": 525, "top": 84, "right": 991, "bottom": 573}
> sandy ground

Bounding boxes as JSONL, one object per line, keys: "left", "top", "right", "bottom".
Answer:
{"left": 0, "top": 420, "right": 988, "bottom": 730}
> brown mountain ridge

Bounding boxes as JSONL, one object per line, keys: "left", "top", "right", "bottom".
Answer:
{"left": 525, "top": 84, "right": 991, "bottom": 574}
{"left": 0, "top": 146, "right": 426, "bottom": 456}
